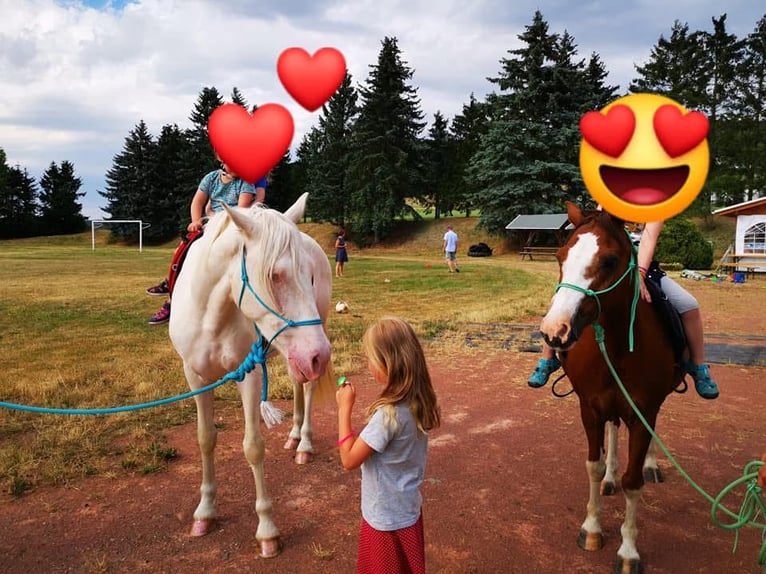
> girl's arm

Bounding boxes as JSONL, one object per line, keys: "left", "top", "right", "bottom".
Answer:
{"left": 188, "top": 190, "right": 208, "bottom": 232}
{"left": 238, "top": 192, "right": 255, "bottom": 208}
{"left": 336, "top": 384, "right": 375, "bottom": 471}
{"left": 637, "top": 220, "right": 664, "bottom": 303}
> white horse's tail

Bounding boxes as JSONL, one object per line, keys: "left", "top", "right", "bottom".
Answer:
{"left": 260, "top": 400, "right": 285, "bottom": 428}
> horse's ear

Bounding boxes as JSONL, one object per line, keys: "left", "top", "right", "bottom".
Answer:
{"left": 221, "top": 203, "right": 255, "bottom": 234}
{"left": 565, "top": 201, "right": 584, "bottom": 227}
{"left": 283, "top": 192, "right": 308, "bottom": 224}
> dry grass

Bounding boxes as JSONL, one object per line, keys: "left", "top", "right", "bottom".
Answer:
{"left": 0, "top": 220, "right": 556, "bottom": 491}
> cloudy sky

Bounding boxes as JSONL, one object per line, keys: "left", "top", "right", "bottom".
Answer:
{"left": 1, "top": 0, "right": 763, "bottom": 220}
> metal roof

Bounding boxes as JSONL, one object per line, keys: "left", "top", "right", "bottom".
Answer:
{"left": 505, "top": 213, "right": 573, "bottom": 231}
{"left": 711, "top": 196, "right": 766, "bottom": 217}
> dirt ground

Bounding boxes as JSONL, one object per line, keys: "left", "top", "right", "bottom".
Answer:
{"left": 1, "top": 277, "right": 765, "bottom": 574}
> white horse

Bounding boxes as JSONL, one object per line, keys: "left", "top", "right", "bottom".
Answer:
{"left": 168, "top": 193, "right": 334, "bottom": 557}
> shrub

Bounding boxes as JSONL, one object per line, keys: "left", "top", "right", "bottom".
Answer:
{"left": 655, "top": 218, "right": 713, "bottom": 270}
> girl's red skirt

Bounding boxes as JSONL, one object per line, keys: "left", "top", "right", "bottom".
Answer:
{"left": 357, "top": 513, "right": 425, "bottom": 574}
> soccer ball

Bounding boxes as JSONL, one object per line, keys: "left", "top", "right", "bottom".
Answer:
{"left": 335, "top": 301, "right": 350, "bottom": 313}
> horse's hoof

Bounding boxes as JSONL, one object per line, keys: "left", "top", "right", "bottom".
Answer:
{"left": 257, "top": 537, "right": 282, "bottom": 558}
{"left": 614, "top": 557, "right": 642, "bottom": 574}
{"left": 190, "top": 519, "right": 215, "bottom": 537}
{"left": 295, "top": 451, "right": 313, "bottom": 465}
{"left": 600, "top": 480, "right": 617, "bottom": 496}
{"left": 283, "top": 437, "right": 300, "bottom": 450}
{"left": 643, "top": 466, "right": 664, "bottom": 483}
{"left": 577, "top": 529, "right": 603, "bottom": 551}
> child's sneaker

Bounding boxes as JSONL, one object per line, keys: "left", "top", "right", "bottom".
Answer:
{"left": 528, "top": 356, "right": 562, "bottom": 388}
{"left": 146, "top": 279, "right": 169, "bottom": 296}
{"left": 148, "top": 302, "right": 171, "bottom": 325}
{"left": 682, "top": 361, "right": 719, "bottom": 399}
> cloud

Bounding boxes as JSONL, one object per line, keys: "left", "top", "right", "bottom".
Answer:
{"left": 0, "top": 0, "right": 763, "bottom": 220}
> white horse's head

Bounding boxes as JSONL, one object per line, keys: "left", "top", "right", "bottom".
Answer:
{"left": 221, "top": 193, "right": 330, "bottom": 383}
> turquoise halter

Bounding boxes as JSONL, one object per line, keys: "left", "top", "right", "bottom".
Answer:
{"left": 236, "top": 245, "right": 323, "bottom": 401}
{"left": 553, "top": 235, "right": 641, "bottom": 352}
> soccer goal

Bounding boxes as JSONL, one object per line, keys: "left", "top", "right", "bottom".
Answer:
{"left": 91, "top": 219, "right": 150, "bottom": 252}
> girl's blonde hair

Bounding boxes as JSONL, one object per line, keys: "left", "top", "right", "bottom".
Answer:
{"left": 363, "top": 316, "right": 440, "bottom": 433}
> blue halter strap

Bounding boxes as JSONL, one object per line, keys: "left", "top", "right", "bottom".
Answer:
{"left": 235, "top": 245, "right": 323, "bottom": 401}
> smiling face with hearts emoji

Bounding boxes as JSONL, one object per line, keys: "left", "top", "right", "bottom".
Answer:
{"left": 579, "top": 93, "right": 709, "bottom": 222}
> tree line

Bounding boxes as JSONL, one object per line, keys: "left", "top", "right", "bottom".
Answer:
{"left": 1, "top": 10, "right": 764, "bottom": 243}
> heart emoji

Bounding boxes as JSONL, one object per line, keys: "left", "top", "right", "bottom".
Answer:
{"left": 653, "top": 104, "right": 709, "bottom": 158}
{"left": 207, "top": 103, "right": 294, "bottom": 184}
{"left": 580, "top": 104, "right": 636, "bottom": 158}
{"left": 277, "top": 47, "right": 346, "bottom": 112}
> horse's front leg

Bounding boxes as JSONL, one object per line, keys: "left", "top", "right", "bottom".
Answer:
{"left": 294, "top": 380, "right": 316, "bottom": 464}
{"left": 601, "top": 420, "right": 620, "bottom": 496}
{"left": 188, "top": 367, "right": 218, "bottom": 537}
{"left": 578, "top": 412, "right": 606, "bottom": 552}
{"left": 241, "top": 370, "right": 281, "bottom": 557}
{"left": 615, "top": 422, "right": 653, "bottom": 574}
{"left": 283, "top": 377, "right": 306, "bottom": 454}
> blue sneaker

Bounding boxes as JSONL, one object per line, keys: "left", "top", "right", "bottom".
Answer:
{"left": 683, "top": 361, "right": 719, "bottom": 399}
{"left": 528, "top": 356, "right": 562, "bottom": 388}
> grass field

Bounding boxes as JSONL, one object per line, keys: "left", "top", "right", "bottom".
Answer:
{"left": 0, "top": 213, "right": 738, "bottom": 494}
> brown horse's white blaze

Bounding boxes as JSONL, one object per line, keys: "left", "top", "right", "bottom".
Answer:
{"left": 169, "top": 193, "right": 333, "bottom": 558}
{"left": 540, "top": 202, "right": 679, "bottom": 573}
{"left": 539, "top": 231, "right": 600, "bottom": 350}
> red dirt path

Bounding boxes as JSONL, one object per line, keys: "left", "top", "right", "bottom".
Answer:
{"left": 1, "top": 346, "right": 765, "bottom": 574}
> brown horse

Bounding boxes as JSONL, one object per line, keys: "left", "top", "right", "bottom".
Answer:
{"left": 539, "top": 202, "right": 682, "bottom": 574}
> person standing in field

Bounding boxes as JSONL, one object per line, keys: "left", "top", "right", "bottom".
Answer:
{"left": 442, "top": 224, "right": 459, "bottom": 273}
{"left": 336, "top": 316, "right": 441, "bottom": 574}
{"left": 335, "top": 229, "right": 349, "bottom": 277}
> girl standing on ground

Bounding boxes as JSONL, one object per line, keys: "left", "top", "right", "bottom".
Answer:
{"left": 336, "top": 316, "right": 441, "bottom": 574}
{"left": 335, "top": 229, "right": 348, "bottom": 277}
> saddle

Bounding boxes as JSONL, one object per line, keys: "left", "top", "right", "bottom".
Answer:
{"left": 167, "top": 229, "right": 204, "bottom": 296}
{"left": 644, "top": 261, "right": 687, "bottom": 364}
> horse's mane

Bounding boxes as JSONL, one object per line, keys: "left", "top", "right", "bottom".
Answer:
{"left": 578, "top": 209, "right": 631, "bottom": 251}
{"left": 198, "top": 204, "right": 302, "bottom": 310}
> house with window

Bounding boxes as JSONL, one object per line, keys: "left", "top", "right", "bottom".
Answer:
{"left": 712, "top": 196, "right": 766, "bottom": 273}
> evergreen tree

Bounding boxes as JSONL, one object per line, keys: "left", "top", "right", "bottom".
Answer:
{"left": 468, "top": 11, "right": 615, "bottom": 233}
{"left": 309, "top": 72, "right": 359, "bottom": 226}
{"left": 186, "top": 86, "right": 224, "bottom": 178}
{"left": 265, "top": 151, "right": 299, "bottom": 213}
{"left": 99, "top": 120, "right": 157, "bottom": 240}
{"left": 38, "top": 160, "right": 86, "bottom": 235}
{"left": 421, "top": 111, "right": 453, "bottom": 219}
{"left": 294, "top": 127, "right": 323, "bottom": 219}
{"left": 346, "top": 36, "right": 425, "bottom": 242}
{"left": 231, "top": 86, "right": 248, "bottom": 109}
{"left": 0, "top": 164, "right": 39, "bottom": 239}
{"left": 732, "top": 14, "right": 766, "bottom": 202}
{"left": 630, "top": 21, "right": 708, "bottom": 109}
{"left": 450, "top": 94, "right": 490, "bottom": 217}
{"left": 150, "top": 123, "right": 191, "bottom": 241}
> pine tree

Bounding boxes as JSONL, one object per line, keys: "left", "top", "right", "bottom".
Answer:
{"left": 630, "top": 21, "right": 708, "bottom": 109}
{"left": 733, "top": 14, "right": 766, "bottom": 201}
{"left": 450, "top": 94, "right": 490, "bottom": 217}
{"left": 468, "top": 11, "right": 615, "bottom": 233}
{"left": 151, "top": 123, "right": 192, "bottom": 241}
{"left": 38, "top": 161, "right": 86, "bottom": 235}
{"left": 231, "top": 86, "right": 248, "bottom": 109}
{"left": 421, "top": 111, "right": 453, "bottom": 219}
{"left": 308, "top": 72, "right": 359, "bottom": 226}
{"left": 265, "top": 151, "right": 298, "bottom": 213}
{"left": 294, "top": 127, "right": 323, "bottom": 218}
{"left": 0, "top": 164, "right": 39, "bottom": 239}
{"left": 99, "top": 120, "right": 157, "bottom": 241}
{"left": 346, "top": 37, "right": 425, "bottom": 242}
{"left": 187, "top": 86, "right": 224, "bottom": 177}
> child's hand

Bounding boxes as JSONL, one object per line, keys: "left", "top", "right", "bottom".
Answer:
{"left": 336, "top": 380, "right": 356, "bottom": 409}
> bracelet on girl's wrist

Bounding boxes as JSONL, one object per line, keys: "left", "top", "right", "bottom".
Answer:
{"left": 336, "top": 431, "right": 355, "bottom": 447}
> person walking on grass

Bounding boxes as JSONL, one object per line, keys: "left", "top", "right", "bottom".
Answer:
{"left": 443, "top": 224, "right": 459, "bottom": 273}
{"left": 336, "top": 316, "right": 441, "bottom": 574}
